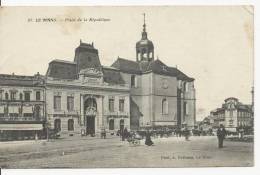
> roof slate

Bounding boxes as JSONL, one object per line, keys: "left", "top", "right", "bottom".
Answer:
{"left": 111, "top": 57, "right": 194, "bottom": 81}
{"left": 111, "top": 58, "right": 142, "bottom": 74}
{"left": 102, "top": 67, "right": 125, "bottom": 85}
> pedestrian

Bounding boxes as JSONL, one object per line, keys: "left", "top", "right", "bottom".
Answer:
{"left": 145, "top": 130, "right": 154, "bottom": 146}
{"left": 100, "top": 126, "right": 106, "bottom": 139}
{"left": 217, "top": 124, "right": 226, "bottom": 148}
{"left": 122, "top": 127, "right": 128, "bottom": 141}
{"left": 184, "top": 126, "right": 190, "bottom": 141}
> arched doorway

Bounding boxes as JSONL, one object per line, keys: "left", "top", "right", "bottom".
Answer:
{"left": 109, "top": 119, "right": 114, "bottom": 130}
{"left": 84, "top": 97, "right": 97, "bottom": 135}
{"left": 120, "top": 119, "right": 124, "bottom": 131}
{"left": 54, "top": 119, "right": 61, "bottom": 132}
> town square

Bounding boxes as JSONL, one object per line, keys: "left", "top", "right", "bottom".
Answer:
{"left": 0, "top": 134, "right": 254, "bottom": 168}
{"left": 0, "top": 6, "right": 254, "bottom": 169}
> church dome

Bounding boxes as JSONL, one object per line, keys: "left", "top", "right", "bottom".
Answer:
{"left": 135, "top": 14, "right": 154, "bottom": 62}
{"left": 136, "top": 38, "right": 154, "bottom": 48}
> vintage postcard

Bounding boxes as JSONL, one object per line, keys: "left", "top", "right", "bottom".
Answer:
{"left": 0, "top": 6, "right": 254, "bottom": 168}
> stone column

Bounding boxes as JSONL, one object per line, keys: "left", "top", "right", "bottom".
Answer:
{"left": 80, "top": 94, "right": 84, "bottom": 127}
{"left": 96, "top": 95, "right": 104, "bottom": 132}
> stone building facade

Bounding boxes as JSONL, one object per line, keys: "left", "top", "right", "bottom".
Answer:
{"left": 0, "top": 74, "right": 45, "bottom": 140}
{"left": 111, "top": 19, "right": 196, "bottom": 129}
{"left": 209, "top": 97, "right": 253, "bottom": 131}
{"left": 45, "top": 42, "right": 130, "bottom": 135}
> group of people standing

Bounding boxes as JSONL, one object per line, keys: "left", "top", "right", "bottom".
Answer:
{"left": 102, "top": 124, "right": 227, "bottom": 148}
{"left": 119, "top": 128, "right": 154, "bottom": 146}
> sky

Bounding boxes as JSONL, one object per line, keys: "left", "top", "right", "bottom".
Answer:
{"left": 0, "top": 6, "right": 254, "bottom": 121}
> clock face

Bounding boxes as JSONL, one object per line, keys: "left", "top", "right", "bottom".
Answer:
{"left": 162, "top": 79, "right": 168, "bottom": 89}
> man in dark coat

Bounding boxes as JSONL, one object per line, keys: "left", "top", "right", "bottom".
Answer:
{"left": 145, "top": 130, "right": 154, "bottom": 146}
{"left": 122, "top": 127, "right": 128, "bottom": 141}
{"left": 217, "top": 124, "right": 226, "bottom": 148}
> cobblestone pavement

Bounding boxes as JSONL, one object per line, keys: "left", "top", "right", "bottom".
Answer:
{"left": 0, "top": 135, "right": 254, "bottom": 168}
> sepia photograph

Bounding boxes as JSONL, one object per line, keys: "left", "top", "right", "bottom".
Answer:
{"left": 0, "top": 5, "right": 254, "bottom": 169}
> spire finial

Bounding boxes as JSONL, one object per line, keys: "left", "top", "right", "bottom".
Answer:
{"left": 143, "top": 13, "right": 146, "bottom": 24}
{"left": 143, "top": 13, "right": 146, "bottom": 32}
{"left": 80, "top": 39, "right": 82, "bottom": 44}
{"left": 141, "top": 13, "right": 148, "bottom": 39}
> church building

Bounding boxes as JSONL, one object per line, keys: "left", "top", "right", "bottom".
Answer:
{"left": 111, "top": 16, "right": 196, "bottom": 129}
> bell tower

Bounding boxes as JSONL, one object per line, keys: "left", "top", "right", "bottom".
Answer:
{"left": 136, "top": 13, "right": 154, "bottom": 62}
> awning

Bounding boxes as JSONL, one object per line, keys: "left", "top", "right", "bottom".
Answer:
{"left": 0, "top": 123, "right": 43, "bottom": 130}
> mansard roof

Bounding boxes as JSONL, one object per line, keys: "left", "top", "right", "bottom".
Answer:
{"left": 111, "top": 57, "right": 194, "bottom": 81}
{"left": 45, "top": 58, "right": 125, "bottom": 85}
{"left": 46, "top": 59, "right": 77, "bottom": 80}
{"left": 237, "top": 104, "right": 252, "bottom": 111}
{"left": 0, "top": 73, "right": 45, "bottom": 87}
{"left": 102, "top": 66, "right": 125, "bottom": 85}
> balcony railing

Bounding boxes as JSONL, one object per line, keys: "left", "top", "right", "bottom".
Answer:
{"left": 0, "top": 100, "right": 45, "bottom": 105}
{"left": 104, "top": 111, "right": 129, "bottom": 116}
{"left": 0, "top": 116, "right": 45, "bottom": 122}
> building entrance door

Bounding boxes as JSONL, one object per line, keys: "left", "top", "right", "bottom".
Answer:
{"left": 86, "top": 116, "right": 95, "bottom": 136}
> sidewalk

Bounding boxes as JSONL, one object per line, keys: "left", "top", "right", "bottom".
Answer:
{"left": 0, "top": 139, "right": 47, "bottom": 148}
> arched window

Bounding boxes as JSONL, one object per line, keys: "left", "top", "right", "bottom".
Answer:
{"left": 149, "top": 52, "right": 153, "bottom": 59}
{"left": 68, "top": 119, "right": 74, "bottom": 131}
{"left": 5, "top": 92, "right": 9, "bottom": 100}
{"left": 162, "top": 98, "right": 168, "bottom": 114}
{"left": 143, "top": 52, "right": 148, "bottom": 58}
{"left": 54, "top": 119, "right": 61, "bottom": 132}
{"left": 84, "top": 98, "right": 97, "bottom": 111}
{"left": 109, "top": 119, "right": 114, "bottom": 130}
{"left": 137, "top": 52, "right": 141, "bottom": 60}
